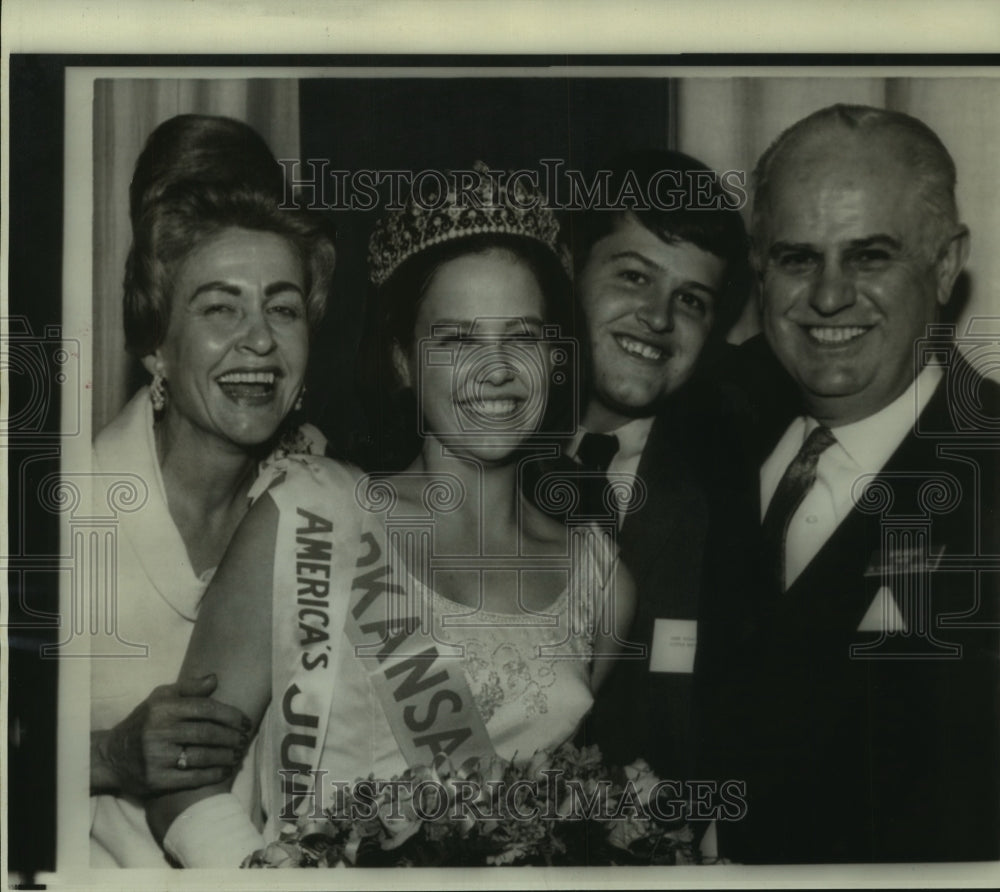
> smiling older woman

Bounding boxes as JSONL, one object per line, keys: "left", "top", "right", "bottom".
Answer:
{"left": 89, "top": 116, "right": 336, "bottom": 867}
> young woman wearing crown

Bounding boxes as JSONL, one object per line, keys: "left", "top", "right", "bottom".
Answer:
{"left": 146, "top": 163, "right": 636, "bottom": 867}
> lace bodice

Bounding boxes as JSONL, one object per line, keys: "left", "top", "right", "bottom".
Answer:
{"left": 312, "top": 527, "right": 610, "bottom": 775}
{"left": 257, "top": 456, "right": 618, "bottom": 836}
{"left": 259, "top": 532, "right": 615, "bottom": 834}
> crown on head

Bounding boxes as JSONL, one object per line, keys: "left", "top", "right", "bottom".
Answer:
{"left": 368, "top": 161, "right": 569, "bottom": 286}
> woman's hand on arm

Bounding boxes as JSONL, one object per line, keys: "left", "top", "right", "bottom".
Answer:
{"left": 591, "top": 560, "right": 637, "bottom": 692}
{"left": 90, "top": 674, "right": 249, "bottom": 797}
{"left": 145, "top": 494, "right": 279, "bottom": 850}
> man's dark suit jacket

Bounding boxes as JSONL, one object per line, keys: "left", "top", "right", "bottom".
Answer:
{"left": 580, "top": 389, "right": 712, "bottom": 782}
{"left": 696, "top": 341, "right": 1000, "bottom": 863}
{"left": 538, "top": 369, "right": 763, "bottom": 785}
{"left": 577, "top": 341, "right": 798, "bottom": 784}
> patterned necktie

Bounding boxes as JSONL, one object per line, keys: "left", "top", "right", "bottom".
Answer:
{"left": 761, "top": 424, "right": 836, "bottom": 591}
{"left": 576, "top": 432, "right": 620, "bottom": 519}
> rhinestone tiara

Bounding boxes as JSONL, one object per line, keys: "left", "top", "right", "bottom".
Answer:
{"left": 367, "top": 161, "right": 569, "bottom": 286}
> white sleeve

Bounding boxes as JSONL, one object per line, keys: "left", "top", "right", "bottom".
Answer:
{"left": 162, "top": 793, "right": 265, "bottom": 868}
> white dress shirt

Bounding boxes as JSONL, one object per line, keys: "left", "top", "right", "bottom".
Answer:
{"left": 761, "top": 363, "right": 943, "bottom": 589}
{"left": 568, "top": 416, "right": 655, "bottom": 527}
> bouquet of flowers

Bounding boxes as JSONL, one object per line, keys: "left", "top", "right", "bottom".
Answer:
{"left": 244, "top": 744, "right": 703, "bottom": 868}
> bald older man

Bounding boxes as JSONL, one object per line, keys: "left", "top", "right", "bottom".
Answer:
{"left": 696, "top": 105, "right": 1000, "bottom": 863}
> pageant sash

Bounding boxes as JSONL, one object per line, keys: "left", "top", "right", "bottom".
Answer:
{"left": 343, "top": 507, "right": 495, "bottom": 772}
{"left": 267, "top": 460, "right": 495, "bottom": 827}
{"left": 268, "top": 458, "right": 356, "bottom": 825}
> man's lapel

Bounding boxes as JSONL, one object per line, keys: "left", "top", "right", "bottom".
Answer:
{"left": 780, "top": 368, "right": 956, "bottom": 630}
{"left": 619, "top": 408, "right": 705, "bottom": 571}
{"left": 621, "top": 413, "right": 677, "bottom": 559}
{"left": 780, "top": 502, "right": 883, "bottom": 638}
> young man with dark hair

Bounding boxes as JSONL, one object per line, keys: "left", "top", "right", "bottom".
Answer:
{"left": 567, "top": 150, "right": 750, "bottom": 790}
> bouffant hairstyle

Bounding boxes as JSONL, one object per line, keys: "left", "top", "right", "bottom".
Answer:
{"left": 123, "top": 183, "right": 336, "bottom": 358}
{"left": 120, "top": 115, "right": 335, "bottom": 357}
{"left": 128, "top": 114, "right": 286, "bottom": 225}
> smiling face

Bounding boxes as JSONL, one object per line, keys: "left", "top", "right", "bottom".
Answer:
{"left": 578, "top": 213, "right": 725, "bottom": 430}
{"left": 147, "top": 226, "right": 309, "bottom": 451}
{"left": 757, "top": 129, "right": 967, "bottom": 426}
{"left": 398, "top": 249, "right": 550, "bottom": 464}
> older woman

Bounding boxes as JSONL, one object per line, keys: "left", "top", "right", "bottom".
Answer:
{"left": 89, "top": 115, "right": 336, "bottom": 867}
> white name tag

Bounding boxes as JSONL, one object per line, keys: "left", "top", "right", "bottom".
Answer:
{"left": 649, "top": 618, "right": 697, "bottom": 674}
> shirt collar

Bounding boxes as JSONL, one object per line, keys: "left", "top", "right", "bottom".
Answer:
{"left": 814, "top": 362, "right": 943, "bottom": 475}
{"left": 570, "top": 415, "right": 656, "bottom": 463}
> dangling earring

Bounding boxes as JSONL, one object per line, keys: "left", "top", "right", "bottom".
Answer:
{"left": 294, "top": 386, "right": 306, "bottom": 412}
{"left": 150, "top": 372, "right": 167, "bottom": 412}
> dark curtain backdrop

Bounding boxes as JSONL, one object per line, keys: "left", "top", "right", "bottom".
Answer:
{"left": 298, "top": 77, "right": 677, "bottom": 455}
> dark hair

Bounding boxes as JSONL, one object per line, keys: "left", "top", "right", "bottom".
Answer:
{"left": 357, "top": 233, "right": 576, "bottom": 471}
{"left": 571, "top": 149, "right": 751, "bottom": 339}
{"left": 752, "top": 104, "right": 960, "bottom": 260}
{"left": 128, "top": 114, "right": 285, "bottom": 226}
{"left": 123, "top": 182, "right": 336, "bottom": 357}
